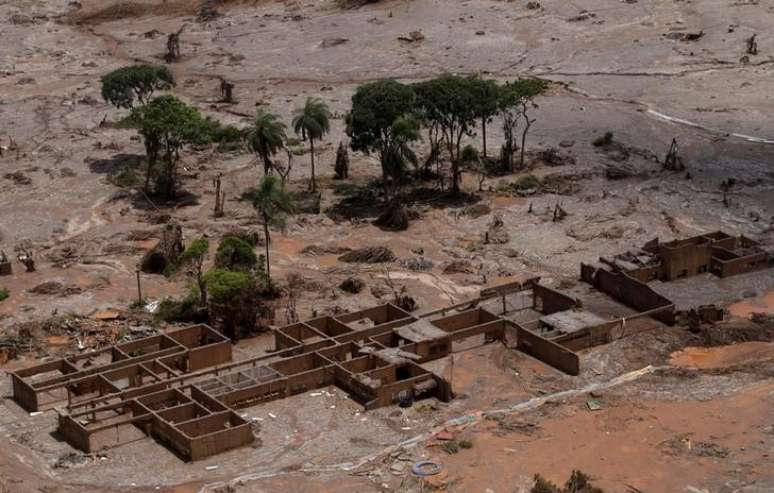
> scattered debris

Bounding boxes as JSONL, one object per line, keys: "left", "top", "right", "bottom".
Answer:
{"left": 665, "top": 30, "right": 705, "bottom": 42}
{"left": 4, "top": 171, "right": 32, "bottom": 185}
{"left": 398, "top": 31, "right": 425, "bottom": 43}
{"left": 402, "top": 257, "right": 434, "bottom": 271}
{"left": 321, "top": 38, "right": 349, "bottom": 48}
{"left": 338, "top": 246, "right": 396, "bottom": 263}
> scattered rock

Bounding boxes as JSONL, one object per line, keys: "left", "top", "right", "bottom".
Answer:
{"left": 321, "top": 38, "right": 349, "bottom": 48}
{"left": 568, "top": 11, "right": 596, "bottom": 22}
{"left": 339, "top": 247, "right": 396, "bottom": 264}
{"left": 664, "top": 31, "right": 705, "bottom": 42}
{"left": 443, "top": 259, "right": 475, "bottom": 274}
{"left": 402, "top": 257, "right": 434, "bottom": 271}
{"left": 398, "top": 31, "right": 425, "bottom": 42}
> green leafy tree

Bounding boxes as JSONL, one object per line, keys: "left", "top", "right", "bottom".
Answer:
{"left": 246, "top": 110, "right": 287, "bottom": 175}
{"left": 177, "top": 238, "right": 209, "bottom": 306}
{"left": 251, "top": 175, "right": 294, "bottom": 286}
{"left": 101, "top": 65, "right": 175, "bottom": 109}
{"left": 382, "top": 116, "right": 420, "bottom": 198}
{"left": 214, "top": 236, "right": 258, "bottom": 271}
{"left": 374, "top": 116, "right": 420, "bottom": 231}
{"left": 127, "top": 95, "right": 207, "bottom": 199}
{"left": 203, "top": 268, "right": 258, "bottom": 340}
{"left": 346, "top": 80, "right": 417, "bottom": 186}
{"left": 498, "top": 78, "right": 548, "bottom": 171}
{"left": 468, "top": 76, "right": 499, "bottom": 159}
{"left": 413, "top": 75, "right": 478, "bottom": 195}
{"left": 292, "top": 97, "right": 331, "bottom": 193}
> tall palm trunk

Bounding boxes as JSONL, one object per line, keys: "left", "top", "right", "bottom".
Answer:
{"left": 309, "top": 137, "right": 316, "bottom": 192}
{"left": 263, "top": 215, "right": 271, "bottom": 286}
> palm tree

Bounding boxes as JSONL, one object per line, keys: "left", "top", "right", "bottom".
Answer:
{"left": 292, "top": 97, "right": 331, "bottom": 192}
{"left": 246, "top": 110, "right": 287, "bottom": 175}
{"left": 251, "top": 174, "right": 294, "bottom": 287}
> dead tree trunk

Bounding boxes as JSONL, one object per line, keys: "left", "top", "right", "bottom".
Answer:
{"left": 213, "top": 173, "right": 224, "bottom": 217}
{"left": 220, "top": 78, "right": 235, "bottom": 103}
{"left": 166, "top": 26, "right": 185, "bottom": 62}
{"left": 334, "top": 141, "right": 349, "bottom": 179}
{"left": 746, "top": 34, "right": 758, "bottom": 55}
{"left": 663, "top": 138, "right": 685, "bottom": 172}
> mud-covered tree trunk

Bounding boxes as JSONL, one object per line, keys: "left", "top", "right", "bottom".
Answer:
{"left": 481, "top": 116, "right": 488, "bottom": 159}
{"left": 263, "top": 213, "right": 271, "bottom": 285}
{"left": 309, "top": 137, "right": 316, "bottom": 192}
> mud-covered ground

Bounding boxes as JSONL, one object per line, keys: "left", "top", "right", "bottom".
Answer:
{"left": 0, "top": 0, "right": 773, "bottom": 491}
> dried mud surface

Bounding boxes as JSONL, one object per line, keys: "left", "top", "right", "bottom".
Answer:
{"left": 1, "top": 0, "right": 773, "bottom": 492}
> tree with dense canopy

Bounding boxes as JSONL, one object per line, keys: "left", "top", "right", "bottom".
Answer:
{"left": 214, "top": 236, "right": 258, "bottom": 271}
{"left": 246, "top": 111, "right": 287, "bottom": 176}
{"left": 292, "top": 98, "right": 331, "bottom": 192}
{"left": 203, "top": 268, "right": 258, "bottom": 340}
{"left": 346, "top": 80, "right": 417, "bottom": 185}
{"left": 468, "top": 76, "right": 500, "bottom": 159}
{"left": 127, "top": 95, "right": 208, "bottom": 198}
{"left": 413, "top": 74, "right": 478, "bottom": 195}
{"left": 251, "top": 174, "right": 294, "bottom": 286}
{"left": 101, "top": 65, "right": 175, "bottom": 109}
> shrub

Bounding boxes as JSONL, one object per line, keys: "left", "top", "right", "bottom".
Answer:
{"left": 0, "top": 288, "right": 9, "bottom": 302}
{"left": 204, "top": 268, "right": 253, "bottom": 301}
{"left": 530, "top": 470, "right": 605, "bottom": 493}
{"left": 155, "top": 289, "right": 200, "bottom": 322}
{"left": 461, "top": 145, "right": 480, "bottom": 164}
{"left": 109, "top": 165, "right": 139, "bottom": 188}
{"left": 214, "top": 236, "right": 257, "bottom": 271}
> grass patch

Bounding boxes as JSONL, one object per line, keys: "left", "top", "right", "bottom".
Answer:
{"left": 0, "top": 288, "right": 9, "bottom": 302}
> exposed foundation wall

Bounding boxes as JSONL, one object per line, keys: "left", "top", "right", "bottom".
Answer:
{"left": 659, "top": 241, "right": 713, "bottom": 281}
{"left": 11, "top": 374, "right": 37, "bottom": 412}
{"left": 58, "top": 414, "right": 92, "bottom": 453}
{"left": 514, "top": 324, "right": 580, "bottom": 376}
{"left": 188, "top": 342, "right": 232, "bottom": 371}
{"left": 189, "top": 422, "right": 253, "bottom": 461}
{"left": 533, "top": 284, "right": 578, "bottom": 314}
{"left": 712, "top": 251, "right": 769, "bottom": 277}
{"left": 581, "top": 264, "right": 675, "bottom": 325}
